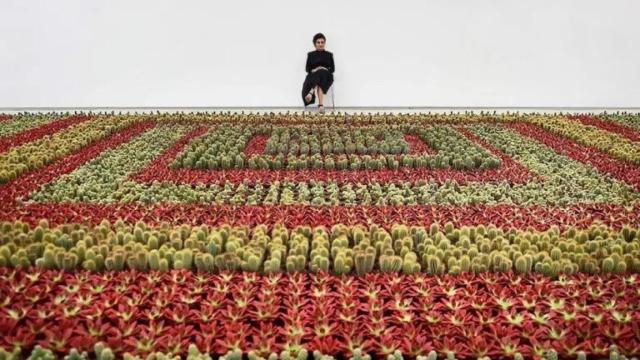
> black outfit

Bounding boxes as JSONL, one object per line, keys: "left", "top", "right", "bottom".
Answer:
{"left": 302, "top": 50, "right": 334, "bottom": 106}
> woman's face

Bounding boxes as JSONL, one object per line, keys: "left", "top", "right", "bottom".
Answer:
{"left": 314, "top": 38, "right": 325, "bottom": 50}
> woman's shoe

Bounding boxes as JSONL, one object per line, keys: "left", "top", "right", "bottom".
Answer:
{"left": 305, "top": 89, "right": 314, "bottom": 103}
{"left": 318, "top": 104, "right": 325, "bottom": 114}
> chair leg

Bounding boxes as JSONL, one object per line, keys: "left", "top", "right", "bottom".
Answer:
{"left": 331, "top": 86, "right": 335, "bottom": 111}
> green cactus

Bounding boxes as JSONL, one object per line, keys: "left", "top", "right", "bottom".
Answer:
{"left": 280, "top": 348, "right": 309, "bottom": 360}
{"left": 391, "top": 224, "right": 409, "bottom": 240}
{"left": 206, "top": 237, "right": 221, "bottom": 256}
{"left": 105, "top": 252, "right": 126, "bottom": 271}
{"left": 379, "top": 255, "right": 403, "bottom": 273}
{"left": 401, "top": 252, "right": 421, "bottom": 274}
{"left": 82, "top": 259, "right": 97, "bottom": 272}
{"left": 63, "top": 349, "right": 88, "bottom": 360}
{"left": 429, "top": 223, "right": 439, "bottom": 236}
{"left": 214, "top": 253, "right": 241, "bottom": 272}
{"left": 421, "top": 351, "right": 438, "bottom": 360}
{"left": 242, "top": 254, "right": 262, "bottom": 272}
{"left": 354, "top": 251, "right": 375, "bottom": 275}
{"left": 36, "top": 249, "right": 57, "bottom": 269}
{"left": 195, "top": 253, "right": 216, "bottom": 273}
{"left": 55, "top": 234, "right": 74, "bottom": 251}
{"left": 33, "top": 226, "right": 45, "bottom": 242}
{"left": 515, "top": 255, "right": 531, "bottom": 274}
{"left": 10, "top": 250, "right": 30, "bottom": 269}
{"left": 126, "top": 251, "right": 148, "bottom": 271}
{"left": 459, "top": 255, "right": 471, "bottom": 272}
{"left": 544, "top": 349, "right": 558, "bottom": 360}
{"left": 386, "top": 350, "right": 404, "bottom": 360}
{"left": 26, "top": 346, "right": 56, "bottom": 360}
{"left": 219, "top": 349, "right": 242, "bottom": 360}
{"left": 349, "top": 349, "right": 372, "bottom": 360}
{"left": 159, "top": 258, "right": 169, "bottom": 272}
{"left": 60, "top": 253, "right": 78, "bottom": 271}
{"left": 149, "top": 250, "right": 162, "bottom": 271}
{"left": 425, "top": 255, "right": 444, "bottom": 275}
{"left": 608, "top": 346, "right": 620, "bottom": 360}
{"left": 115, "top": 252, "right": 126, "bottom": 269}
{"left": 603, "top": 257, "right": 615, "bottom": 273}
{"left": 333, "top": 255, "right": 350, "bottom": 275}
{"left": 186, "top": 344, "right": 212, "bottom": 360}
{"left": 621, "top": 225, "right": 636, "bottom": 242}
{"left": 444, "top": 222, "right": 454, "bottom": 234}
{"left": 147, "top": 235, "right": 159, "bottom": 250}
{"left": 174, "top": 249, "right": 194, "bottom": 270}
{"left": 448, "top": 265, "right": 462, "bottom": 275}
{"left": 614, "top": 261, "right": 627, "bottom": 274}
{"left": 84, "top": 249, "right": 104, "bottom": 271}
{"left": 494, "top": 255, "right": 512, "bottom": 273}
{"left": 311, "top": 256, "right": 330, "bottom": 273}
{"left": 353, "top": 228, "right": 366, "bottom": 244}
{"left": 263, "top": 257, "right": 281, "bottom": 273}
{"left": 313, "top": 350, "right": 336, "bottom": 360}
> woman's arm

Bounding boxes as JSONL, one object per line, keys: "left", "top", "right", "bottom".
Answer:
{"left": 305, "top": 53, "right": 312, "bottom": 73}
{"left": 329, "top": 53, "right": 335, "bottom": 74}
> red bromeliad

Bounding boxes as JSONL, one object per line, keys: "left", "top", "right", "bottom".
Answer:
{"left": 1, "top": 269, "right": 639, "bottom": 358}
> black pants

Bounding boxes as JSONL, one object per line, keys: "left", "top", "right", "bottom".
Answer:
{"left": 302, "top": 69, "right": 333, "bottom": 106}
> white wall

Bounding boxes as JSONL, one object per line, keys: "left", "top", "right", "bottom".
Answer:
{"left": 1, "top": 0, "right": 639, "bottom": 108}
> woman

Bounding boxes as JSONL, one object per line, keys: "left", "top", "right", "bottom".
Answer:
{"left": 302, "top": 33, "right": 335, "bottom": 113}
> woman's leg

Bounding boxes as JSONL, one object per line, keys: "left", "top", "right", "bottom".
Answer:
{"left": 316, "top": 86, "right": 324, "bottom": 105}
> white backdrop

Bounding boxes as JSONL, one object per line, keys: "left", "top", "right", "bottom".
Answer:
{"left": 1, "top": 0, "right": 639, "bottom": 108}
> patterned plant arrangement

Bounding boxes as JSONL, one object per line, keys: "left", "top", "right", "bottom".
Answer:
{"left": 0, "top": 111, "right": 639, "bottom": 359}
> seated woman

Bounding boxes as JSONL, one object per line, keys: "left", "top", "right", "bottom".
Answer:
{"left": 302, "top": 33, "right": 335, "bottom": 113}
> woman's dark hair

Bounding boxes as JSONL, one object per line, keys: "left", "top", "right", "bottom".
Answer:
{"left": 313, "top": 33, "right": 326, "bottom": 44}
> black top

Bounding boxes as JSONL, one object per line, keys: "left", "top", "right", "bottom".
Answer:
{"left": 305, "top": 50, "right": 335, "bottom": 74}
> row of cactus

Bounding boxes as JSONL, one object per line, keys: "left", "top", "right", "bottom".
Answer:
{"left": 0, "top": 112, "right": 66, "bottom": 139}
{"left": 1, "top": 220, "right": 639, "bottom": 276}
{"left": 527, "top": 114, "right": 640, "bottom": 165}
{"left": 0, "top": 344, "right": 635, "bottom": 360}
{"left": 172, "top": 124, "right": 500, "bottom": 171}
{"left": 599, "top": 112, "right": 640, "bottom": 131}
{"left": 3, "top": 111, "right": 634, "bottom": 128}
{"left": 265, "top": 127, "right": 410, "bottom": 156}
{"left": 33, "top": 174, "right": 640, "bottom": 207}
{"left": 174, "top": 125, "right": 257, "bottom": 170}
{"left": 0, "top": 114, "right": 144, "bottom": 183}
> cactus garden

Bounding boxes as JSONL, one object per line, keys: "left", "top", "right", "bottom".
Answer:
{"left": 1, "top": 111, "right": 640, "bottom": 359}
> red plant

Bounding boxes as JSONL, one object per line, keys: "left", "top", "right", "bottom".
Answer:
{"left": 8, "top": 201, "right": 640, "bottom": 230}
{"left": 244, "top": 134, "right": 270, "bottom": 157}
{"left": 404, "top": 134, "right": 436, "bottom": 155}
{"left": 2, "top": 270, "right": 638, "bottom": 358}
